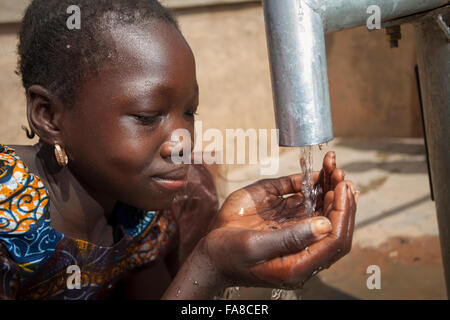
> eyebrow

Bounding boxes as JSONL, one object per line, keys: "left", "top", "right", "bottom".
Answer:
{"left": 117, "top": 79, "right": 199, "bottom": 109}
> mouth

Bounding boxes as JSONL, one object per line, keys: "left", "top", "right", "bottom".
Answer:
{"left": 151, "top": 168, "right": 188, "bottom": 191}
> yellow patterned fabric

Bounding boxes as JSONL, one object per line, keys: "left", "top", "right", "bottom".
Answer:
{"left": 0, "top": 145, "right": 48, "bottom": 234}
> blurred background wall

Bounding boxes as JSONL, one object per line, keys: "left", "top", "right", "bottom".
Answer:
{"left": 0, "top": 0, "right": 423, "bottom": 146}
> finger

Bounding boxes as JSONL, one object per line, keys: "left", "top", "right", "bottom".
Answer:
{"left": 250, "top": 181, "right": 349, "bottom": 286}
{"left": 322, "top": 151, "right": 336, "bottom": 192}
{"left": 328, "top": 181, "right": 351, "bottom": 242}
{"left": 347, "top": 181, "right": 359, "bottom": 202}
{"left": 345, "top": 182, "right": 357, "bottom": 251}
{"left": 330, "top": 168, "right": 346, "bottom": 190}
{"left": 314, "top": 188, "right": 333, "bottom": 217}
{"left": 334, "top": 181, "right": 357, "bottom": 262}
{"left": 323, "top": 151, "right": 336, "bottom": 173}
{"left": 244, "top": 216, "right": 332, "bottom": 263}
{"left": 318, "top": 181, "right": 354, "bottom": 268}
{"left": 323, "top": 191, "right": 335, "bottom": 218}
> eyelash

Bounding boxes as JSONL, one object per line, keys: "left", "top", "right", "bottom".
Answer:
{"left": 185, "top": 110, "right": 199, "bottom": 117}
{"left": 132, "top": 114, "right": 161, "bottom": 125}
{"left": 132, "top": 110, "right": 198, "bottom": 125}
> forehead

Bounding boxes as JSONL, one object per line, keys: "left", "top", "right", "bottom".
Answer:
{"left": 108, "top": 21, "right": 193, "bottom": 69}
{"left": 91, "top": 21, "right": 197, "bottom": 100}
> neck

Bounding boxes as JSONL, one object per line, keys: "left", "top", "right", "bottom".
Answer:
{"left": 30, "top": 142, "right": 116, "bottom": 245}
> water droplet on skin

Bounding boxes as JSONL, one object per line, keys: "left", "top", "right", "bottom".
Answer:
{"left": 193, "top": 280, "right": 199, "bottom": 286}
{"left": 176, "top": 288, "right": 182, "bottom": 297}
{"left": 305, "top": 246, "right": 310, "bottom": 253}
{"left": 238, "top": 208, "right": 245, "bottom": 216}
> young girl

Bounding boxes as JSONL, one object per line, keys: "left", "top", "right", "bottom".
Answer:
{"left": 0, "top": 0, "right": 357, "bottom": 300}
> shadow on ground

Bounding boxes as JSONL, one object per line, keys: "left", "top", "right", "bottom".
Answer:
{"left": 334, "top": 139, "right": 425, "bottom": 156}
{"left": 341, "top": 160, "right": 428, "bottom": 174}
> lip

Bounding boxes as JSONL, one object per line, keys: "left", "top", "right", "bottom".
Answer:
{"left": 151, "top": 168, "right": 188, "bottom": 191}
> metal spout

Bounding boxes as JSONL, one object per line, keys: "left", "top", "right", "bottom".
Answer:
{"left": 262, "top": 0, "right": 332, "bottom": 147}
{"left": 262, "top": 0, "right": 448, "bottom": 147}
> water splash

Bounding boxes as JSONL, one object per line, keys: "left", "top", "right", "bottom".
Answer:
{"left": 271, "top": 288, "right": 300, "bottom": 300}
{"left": 221, "top": 286, "right": 241, "bottom": 300}
{"left": 271, "top": 288, "right": 283, "bottom": 300}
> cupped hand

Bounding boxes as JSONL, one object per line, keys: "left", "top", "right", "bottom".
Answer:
{"left": 200, "top": 151, "right": 358, "bottom": 289}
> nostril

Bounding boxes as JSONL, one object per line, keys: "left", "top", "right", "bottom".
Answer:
{"left": 163, "top": 142, "right": 182, "bottom": 158}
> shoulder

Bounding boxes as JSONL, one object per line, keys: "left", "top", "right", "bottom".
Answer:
{"left": 0, "top": 144, "right": 49, "bottom": 236}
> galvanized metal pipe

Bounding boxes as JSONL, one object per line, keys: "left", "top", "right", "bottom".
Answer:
{"left": 262, "top": 0, "right": 449, "bottom": 147}
{"left": 324, "top": 0, "right": 449, "bottom": 33}
{"left": 263, "top": 0, "right": 332, "bottom": 146}
{"left": 415, "top": 11, "right": 450, "bottom": 296}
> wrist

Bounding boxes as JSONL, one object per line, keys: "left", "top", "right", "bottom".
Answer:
{"left": 162, "top": 238, "right": 226, "bottom": 299}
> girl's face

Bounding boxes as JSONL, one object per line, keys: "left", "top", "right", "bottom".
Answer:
{"left": 59, "top": 21, "right": 198, "bottom": 210}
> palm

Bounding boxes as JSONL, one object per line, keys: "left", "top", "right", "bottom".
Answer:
{"left": 214, "top": 150, "right": 341, "bottom": 231}
{"left": 216, "top": 173, "right": 320, "bottom": 230}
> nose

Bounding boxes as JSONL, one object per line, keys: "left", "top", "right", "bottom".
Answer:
{"left": 160, "top": 127, "right": 194, "bottom": 162}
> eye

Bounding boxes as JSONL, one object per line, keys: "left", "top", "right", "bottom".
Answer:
{"left": 185, "top": 110, "right": 198, "bottom": 117}
{"left": 131, "top": 114, "right": 162, "bottom": 125}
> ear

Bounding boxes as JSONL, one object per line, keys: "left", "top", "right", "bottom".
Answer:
{"left": 26, "top": 85, "right": 65, "bottom": 146}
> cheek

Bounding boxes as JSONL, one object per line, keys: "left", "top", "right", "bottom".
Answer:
{"left": 61, "top": 111, "right": 180, "bottom": 210}
{"left": 64, "top": 112, "right": 163, "bottom": 184}
{"left": 105, "top": 131, "right": 159, "bottom": 174}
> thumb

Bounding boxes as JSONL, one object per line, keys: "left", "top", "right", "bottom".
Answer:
{"left": 247, "top": 217, "right": 332, "bottom": 263}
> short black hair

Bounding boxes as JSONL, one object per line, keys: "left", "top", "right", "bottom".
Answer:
{"left": 18, "top": 0, "right": 179, "bottom": 107}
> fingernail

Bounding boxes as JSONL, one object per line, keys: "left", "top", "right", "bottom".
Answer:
{"left": 311, "top": 218, "right": 332, "bottom": 236}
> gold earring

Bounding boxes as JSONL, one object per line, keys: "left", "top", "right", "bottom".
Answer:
{"left": 54, "top": 143, "right": 68, "bottom": 167}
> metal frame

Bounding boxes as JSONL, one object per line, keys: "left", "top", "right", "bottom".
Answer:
{"left": 414, "top": 7, "right": 450, "bottom": 296}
